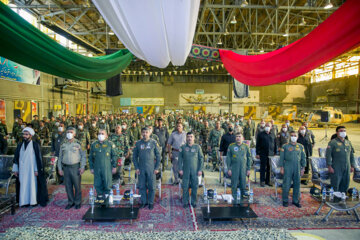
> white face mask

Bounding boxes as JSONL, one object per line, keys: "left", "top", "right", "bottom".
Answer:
{"left": 98, "top": 134, "right": 106, "bottom": 142}
{"left": 121, "top": 125, "right": 126, "bottom": 129}
{"left": 300, "top": 130, "right": 306, "bottom": 135}
{"left": 66, "top": 133, "right": 74, "bottom": 140}
{"left": 92, "top": 123, "right": 96, "bottom": 127}
{"left": 286, "top": 122, "right": 290, "bottom": 126}
{"left": 290, "top": 136, "right": 298, "bottom": 143}
{"left": 102, "top": 120, "right": 105, "bottom": 123}
{"left": 265, "top": 127, "right": 270, "bottom": 132}
{"left": 282, "top": 128, "right": 287, "bottom": 132}
{"left": 260, "top": 123, "right": 265, "bottom": 128}
{"left": 78, "top": 125, "right": 83, "bottom": 130}
{"left": 55, "top": 122, "right": 60, "bottom": 127}
{"left": 339, "top": 132, "right": 346, "bottom": 138}
{"left": 58, "top": 127, "right": 64, "bottom": 132}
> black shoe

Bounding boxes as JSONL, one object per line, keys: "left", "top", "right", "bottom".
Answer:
{"left": 173, "top": 181, "right": 179, "bottom": 186}
{"left": 260, "top": 182, "right": 265, "bottom": 187}
{"left": 191, "top": 203, "right": 197, "bottom": 208}
{"left": 148, "top": 204, "right": 154, "bottom": 210}
{"left": 183, "top": 204, "right": 189, "bottom": 208}
{"left": 283, "top": 202, "right": 288, "bottom": 207}
{"left": 75, "top": 204, "right": 81, "bottom": 209}
{"left": 65, "top": 203, "right": 74, "bottom": 210}
{"left": 140, "top": 204, "right": 148, "bottom": 209}
{"left": 293, "top": 202, "right": 302, "bottom": 208}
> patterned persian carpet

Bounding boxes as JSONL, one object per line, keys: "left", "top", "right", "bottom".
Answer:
{"left": 0, "top": 184, "right": 194, "bottom": 232}
{"left": 196, "top": 186, "right": 360, "bottom": 230}
{"left": 0, "top": 184, "right": 359, "bottom": 234}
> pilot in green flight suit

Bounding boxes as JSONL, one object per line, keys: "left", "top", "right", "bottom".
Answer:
{"left": 279, "top": 131, "right": 306, "bottom": 208}
{"left": 326, "top": 126, "right": 355, "bottom": 193}
{"left": 226, "top": 132, "right": 252, "bottom": 203}
{"left": 133, "top": 127, "right": 161, "bottom": 210}
{"left": 179, "top": 132, "right": 204, "bottom": 208}
{"left": 89, "top": 129, "right": 117, "bottom": 197}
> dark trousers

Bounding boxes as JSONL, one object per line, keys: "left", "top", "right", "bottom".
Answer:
{"left": 161, "top": 146, "right": 166, "bottom": 170}
{"left": 304, "top": 157, "right": 310, "bottom": 174}
{"left": 63, "top": 163, "right": 82, "bottom": 205}
{"left": 260, "top": 155, "right": 270, "bottom": 184}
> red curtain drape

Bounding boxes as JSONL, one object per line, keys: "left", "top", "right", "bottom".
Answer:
{"left": 219, "top": 0, "right": 360, "bottom": 86}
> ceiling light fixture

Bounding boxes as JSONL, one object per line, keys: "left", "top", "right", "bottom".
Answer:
{"left": 324, "top": 0, "right": 333, "bottom": 9}
{"left": 241, "top": 0, "right": 248, "bottom": 7}
{"left": 224, "top": 28, "right": 229, "bottom": 35}
{"left": 230, "top": 16, "right": 237, "bottom": 24}
{"left": 217, "top": 38, "right": 223, "bottom": 45}
{"left": 299, "top": 17, "right": 306, "bottom": 26}
{"left": 109, "top": 30, "right": 115, "bottom": 35}
{"left": 260, "top": 48, "right": 264, "bottom": 53}
{"left": 283, "top": 29, "right": 289, "bottom": 37}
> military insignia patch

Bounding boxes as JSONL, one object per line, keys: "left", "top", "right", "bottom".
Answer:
{"left": 102, "top": 144, "right": 107, "bottom": 148}
{"left": 233, "top": 154, "right": 236, "bottom": 158}
{"left": 185, "top": 147, "right": 190, "bottom": 152}
{"left": 140, "top": 144, "right": 145, "bottom": 150}
{"left": 95, "top": 144, "right": 100, "bottom": 148}
{"left": 146, "top": 144, "right": 151, "bottom": 149}
{"left": 336, "top": 148, "right": 340, "bottom": 152}
{"left": 191, "top": 148, "right": 196, "bottom": 152}
{"left": 337, "top": 142, "right": 342, "bottom": 146}
{"left": 234, "top": 147, "right": 239, "bottom": 152}
{"left": 288, "top": 147, "right": 293, "bottom": 151}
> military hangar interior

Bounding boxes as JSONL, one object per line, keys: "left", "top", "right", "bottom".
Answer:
{"left": 0, "top": 0, "right": 360, "bottom": 239}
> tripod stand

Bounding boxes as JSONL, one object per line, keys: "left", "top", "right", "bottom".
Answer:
{"left": 319, "top": 123, "right": 329, "bottom": 143}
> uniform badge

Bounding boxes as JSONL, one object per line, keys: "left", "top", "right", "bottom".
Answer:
{"left": 140, "top": 144, "right": 145, "bottom": 150}
{"left": 233, "top": 154, "right": 236, "bottom": 158}
{"left": 288, "top": 147, "right": 293, "bottom": 151}
{"left": 106, "top": 152, "right": 110, "bottom": 156}
{"left": 146, "top": 144, "right": 151, "bottom": 149}
{"left": 337, "top": 142, "right": 342, "bottom": 146}
{"left": 102, "top": 144, "right": 107, "bottom": 148}
{"left": 185, "top": 147, "right": 190, "bottom": 152}
{"left": 191, "top": 148, "right": 196, "bottom": 152}
{"left": 234, "top": 147, "right": 239, "bottom": 152}
{"left": 95, "top": 144, "right": 100, "bottom": 148}
{"left": 336, "top": 148, "right": 340, "bottom": 152}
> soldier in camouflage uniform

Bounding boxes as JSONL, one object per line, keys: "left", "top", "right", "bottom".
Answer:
{"left": 109, "top": 125, "right": 129, "bottom": 183}
{"left": 89, "top": 120, "right": 99, "bottom": 141}
{"left": 76, "top": 122, "right": 90, "bottom": 152}
{"left": 38, "top": 120, "right": 49, "bottom": 145}
{"left": 199, "top": 120, "right": 211, "bottom": 157}
{"left": 0, "top": 119, "right": 8, "bottom": 154}
{"left": 31, "top": 115, "right": 40, "bottom": 133}
{"left": 208, "top": 121, "right": 224, "bottom": 171}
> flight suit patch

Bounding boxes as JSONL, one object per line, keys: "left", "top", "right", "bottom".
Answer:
{"left": 140, "top": 144, "right": 145, "bottom": 150}
{"left": 146, "top": 144, "right": 151, "bottom": 149}
{"left": 102, "top": 144, "right": 107, "bottom": 148}
{"left": 336, "top": 148, "right": 340, "bottom": 152}
{"left": 185, "top": 147, "right": 190, "bottom": 152}
{"left": 191, "top": 148, "right": 196, "bottom": 152}
{"left": 288, "top": 147, "right": 293, "bottom": 151}
{"left": 95, "top": 144, "right": 100, "bottom": 148}
{"left": 337, "top": 142, "right": 342, "bottom": 146}
{"left": 234, "top": 147, "right": 239, "bottom": 152}
{"left": 233, "top": 154, "right": 236, "bottom": 158}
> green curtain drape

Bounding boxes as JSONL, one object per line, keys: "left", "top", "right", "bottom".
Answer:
{"left": 0, "top": 2, "right": 133, "bottom": 82}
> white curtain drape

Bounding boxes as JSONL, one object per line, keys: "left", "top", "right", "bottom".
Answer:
{"left": 93, "top": 0, "right": 200, "bottom": 68}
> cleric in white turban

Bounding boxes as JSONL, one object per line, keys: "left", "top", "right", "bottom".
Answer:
{"left": 22, "top": 127, "right": 35, "bottom": 136}
{"left": 12, "top": 126, "right": 48, "bottom": 207}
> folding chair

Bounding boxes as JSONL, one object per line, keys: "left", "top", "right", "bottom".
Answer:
{"left": 250, "top": 148, "right": 260, "bottom": 183}
{"left": 310, "top": 157, "right": 331, "bottom": 189}
{"left": 0, "top": 155, "right": 16, "bottom": 196}
{"left": 354, "top": 157, "right": 360, "bottom": 183}
{"left": 270, "top": 156, "right": 283, "bottom": 202}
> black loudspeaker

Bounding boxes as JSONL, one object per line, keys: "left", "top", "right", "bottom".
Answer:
{"left": 320, "top": 111, "right": 329, "bottom": 122}
{"left": 105, "top": 49, "right": 123, "bottom": 96}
